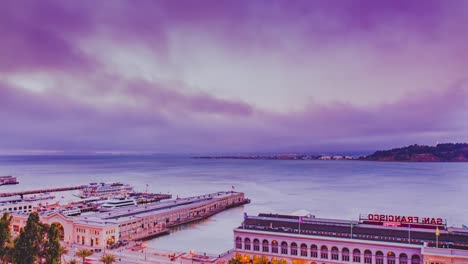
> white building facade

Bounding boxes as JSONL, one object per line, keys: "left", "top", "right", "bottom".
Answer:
{"left": 233, "top": 214, "right": 468, "bottom": 264}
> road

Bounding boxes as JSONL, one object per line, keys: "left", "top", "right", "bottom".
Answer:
{"left": 62, "top": 242, "right": 233, "bottom": 264}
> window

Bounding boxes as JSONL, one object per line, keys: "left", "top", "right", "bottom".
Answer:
{"left": 399, "top": 253, "right": 408, "bottom": 264}
{"left": 331, "top": 247, "right": 339, "bottom": 260}
{"left": 320, "top": 246, "right": 328, "bottom": 259}
{"left": 235, "top": 237, "right": 242, "bottom": 249}
{"left": 364, "top": 250, "right": 372, "bottom": 264}
{"left": 353, "top": 249, "right": 361, "bottom": 263}
{"left": 376, "top": 251, "right": 384, "bottom": 264}
{"left": 272, "top": 240, "right": 278, "bottom": 254}
{"left": 342, "top": 248, "right": 350, "bottom": 261}
{"left": 262, "top": 240, "right": 269, "bottom": 252}
{"left": 310, "top": 245, "right": 318, "bottom": 258}
{"left": 387, "top": 252, "right": 395, "bottom": 264}
{"left": 281, "top": 242, "right": 288, "bottom": 255}
{"left": 291, "top": 243, "right": 298, "bottom": 256}
{"left": 253, "top": 239, "right": 260, "bottom": 251}
{"left": 244, "top": 238, "right": 251, "bottom": 250}
{"left": 411, "top": 255, "right": 420, "bottom": 264}
{"left": 300, "top": 244, "right": 307, "bottom": 257}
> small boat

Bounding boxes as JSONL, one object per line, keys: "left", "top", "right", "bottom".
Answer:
{"left": 0, "top": 176, "right": 19, "bottom": 186}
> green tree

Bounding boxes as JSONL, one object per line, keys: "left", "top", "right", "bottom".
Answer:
{"left": 75, "top": 249, "right": 93, "bottom": 264}
{"left": 0, "top": 212, "right": 13, "bottom": 263}
{"left": 14, "top": 212, "right": 41, "bottom": 264}
{"left": 45, "top": 223, "right": 62, "bottom": 264}
{"left": 100, "top": 254, "right": 116, "bottom": 264}
{"left": 2, "top": 241, "right": 14, "bottom": 264}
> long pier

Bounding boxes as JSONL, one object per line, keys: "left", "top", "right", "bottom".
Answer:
{"left": 0, "top": 185, "right": 86, "bottom": 198}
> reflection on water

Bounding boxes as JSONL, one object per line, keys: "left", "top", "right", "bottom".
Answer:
{"left": 0, "top": 155, "right": 467, "bottom": 253}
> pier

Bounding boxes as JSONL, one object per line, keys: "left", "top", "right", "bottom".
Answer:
{"left": 9, "top": 191, "right": 249, "bottom": 248}
{"left": 0, "top": 185, "right": 86, "bottom": 198}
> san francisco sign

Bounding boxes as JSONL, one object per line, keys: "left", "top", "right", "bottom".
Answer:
{"left": 363, "top": 214, "right": 444, "bottom": 226}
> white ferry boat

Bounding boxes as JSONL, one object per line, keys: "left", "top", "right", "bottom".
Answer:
{"left": 79, "top": 182, "right": 134, "bottom": 198}
{"left": 99, "top": 198, "right": 137, "bottom": 210}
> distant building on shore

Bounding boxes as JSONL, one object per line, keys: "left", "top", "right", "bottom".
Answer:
{"left": 233, "top": 213, "right": 468, "bottom": 264}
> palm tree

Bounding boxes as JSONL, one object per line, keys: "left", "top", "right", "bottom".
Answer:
{"left": 100, "top": 254, "right": 116, "bottom": 264}
{"left": 60, "top": 246, "right": 69, "bottom": 264}
{"left": 68, "top": 259, "right": 79, "bottom": 264}
{"left": 75, "top": 249, "right": 93, "bottom": 264}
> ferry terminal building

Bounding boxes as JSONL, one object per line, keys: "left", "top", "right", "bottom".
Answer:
{"left": 233, "top": 213, "right": 468, "bottom": 264}
{"left": 9, "top": 191, "right": 246, "bottom": 248}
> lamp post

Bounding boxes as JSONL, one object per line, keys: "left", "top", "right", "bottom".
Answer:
{"left": 189, "top": 250, "right": 194, "bottom": 264}
{"left": 142, "top": 242, "right": 148, "bottom": 261}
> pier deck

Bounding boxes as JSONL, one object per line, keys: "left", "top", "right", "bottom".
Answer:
{"left": 0, "top": 185, "right": 86, "bottom": 197}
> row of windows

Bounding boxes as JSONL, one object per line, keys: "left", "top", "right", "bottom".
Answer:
{"left": 106, "top": 229, "right": 116, "bottom": 235}
{"left": 236, "top": 237, "right": 421, "bottom": 264}
{"left": 76, "top": 228, "right": 86, "bottom": 233}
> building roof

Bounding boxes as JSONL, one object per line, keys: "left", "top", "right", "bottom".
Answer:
{"left": 239, "top": 214, "right": 468, "bottom": 250}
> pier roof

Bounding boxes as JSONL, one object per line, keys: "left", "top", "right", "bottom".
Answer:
{"left": 239, "top": 214, "right": 468, "bottom": 250}
{"left": 77, "top": 191, "right": 241, "bottom": 221}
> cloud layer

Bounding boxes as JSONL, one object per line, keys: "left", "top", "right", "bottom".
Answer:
{"left": 1, "top": 0, "right": 467, "bottom": 153}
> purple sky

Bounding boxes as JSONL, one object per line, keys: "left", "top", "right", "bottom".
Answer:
{"left": 1, "top": 0, "right": 468, "bottom": 154}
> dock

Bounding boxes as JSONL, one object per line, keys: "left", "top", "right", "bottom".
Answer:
{"left": 0, "top": 185, "right": 86, "bottom": 198}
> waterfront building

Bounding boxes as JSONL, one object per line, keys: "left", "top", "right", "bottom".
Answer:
{"left": 233, "top": 213, "right": 468, "bottom": 264}
{"left": 10, "top": 191, "right": 247, "bottom": 248}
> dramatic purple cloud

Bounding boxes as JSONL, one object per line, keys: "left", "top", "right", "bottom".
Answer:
{"left": 0, "top": 0, "right": 467, "bottom": 153}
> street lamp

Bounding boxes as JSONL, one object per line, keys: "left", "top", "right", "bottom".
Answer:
{"left": 142, "top": 242, "right": 148, "bottom": 261}
{"left": 189, "top": 250, "right": 195, "bottom": 264}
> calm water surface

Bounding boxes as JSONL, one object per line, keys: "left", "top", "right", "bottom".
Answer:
{"left": 0, "top": 155, "right": 467, "bottom": 254}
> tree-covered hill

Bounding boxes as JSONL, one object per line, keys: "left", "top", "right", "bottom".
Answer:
{"left": 363, "top": 143, "right": 468, "bottom": 162}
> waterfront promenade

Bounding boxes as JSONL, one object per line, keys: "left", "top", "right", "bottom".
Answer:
{"left": 63, "top": 241, "right": 234, "bottom": 264}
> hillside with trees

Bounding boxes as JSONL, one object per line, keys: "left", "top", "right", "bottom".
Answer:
{"left": 363, "top": 143, "right": 468, "bottom": 162}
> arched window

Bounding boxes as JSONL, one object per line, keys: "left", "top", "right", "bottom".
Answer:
{"left": 310, "top": 244, "right": 318, "bottom": 258}
{"left": 253, "top": 239, "right": 260, "bottom": 251}
{"left": 262, "top": 240, "right": 269, "bottom": 252}
{"left": 300, "top": 243, "right": 307, "bottom": 257}
{"left": 399, "top": 253, "right": 408, "bottom": 264}
{"left": 364, "top": 250, "right": 372, "bottom": 264}
{"left": 281, "top": 241, "right": 288, "bottom": 255}
{"left": 235, "top": 237, "right": 242, "bottom": 249}
{"left": 244, "top": 238, "right": 251, "bottom": 251}
{"left": 291, "top": 243, "right": 298, "bottom": 256}
{"left": 411, "top": 255, "right": 420, "bottom": 264}
{"left": 387, "top": 252, "right": 396, "bottom": 264}
{"left": 272, "top": 240, "right": 278, "bottom": 254}
{"left": 342, "top": 248, "right": 350, "bottom": 261}
{"left": 320, "top": 245, "right": 328, "bottom": 259}
{"left": 331, "top": 247, "right": 339, "bottom": 260}
{"left": 376, "top": 251, "right": 384, "bottom": 264}
{"left": 353, "top": 249, "right": 361, "bottom": 263}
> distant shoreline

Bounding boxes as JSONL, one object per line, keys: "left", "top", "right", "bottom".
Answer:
{"left": 192, "top": 143, "right": 468, "bottom": 162}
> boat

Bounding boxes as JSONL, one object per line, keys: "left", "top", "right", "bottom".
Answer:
{"left": 62, "top": 207, "right": 82, "bottom": 216}
{"left": 99, "top": 197, "right": 137, "bottom": 210}
{"left": 79, "top": 182, "right": 134, "bottom": 198}
{"left": 0, "top": 176, "right": 19, "bottom": 186}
